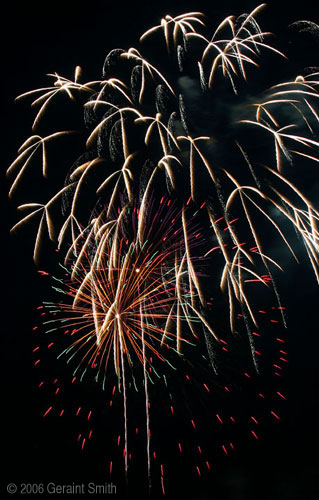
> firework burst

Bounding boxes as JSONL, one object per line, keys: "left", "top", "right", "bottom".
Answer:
{"left": 8, "top": 3, "right": 319, "bottom": 496}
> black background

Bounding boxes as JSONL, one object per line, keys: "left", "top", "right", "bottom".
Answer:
{"left": 3, "top": 1, "right": 319, "bottom": 499}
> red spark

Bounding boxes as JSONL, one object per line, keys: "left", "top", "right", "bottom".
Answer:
{"left": 279, "top": 357, "right": 288, "bottom": 363}
{"left": 214, "top": 217, "right": 224, "bottom": 224}
{"left": 270, "top": 411, "right": 281, "bottom": 421}
{"left": 161, "top": 477, "right": 165, "bottom": 495}
{"left": 273, "top": 364, "right": 282, "bottom": 370}
{"left": 216, "top": 414, "right": 223, "bottom": 424}
{"left": 277, "top": 392, "right": 287, "bottom": 400}
{"left": 43, "top": 407, "right": 52, "bottom": 417}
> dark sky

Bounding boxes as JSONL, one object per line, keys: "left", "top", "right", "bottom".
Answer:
{"left": 3, "top": 1, "right": 319, "bottom": 499}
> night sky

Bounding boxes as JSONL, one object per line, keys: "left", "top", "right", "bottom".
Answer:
{"left": 3, "top": 1, "right": 319, "bottom": 499}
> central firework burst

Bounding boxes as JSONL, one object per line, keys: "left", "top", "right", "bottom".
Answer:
{"left": 56, "top": 199, "right": 206, "bottom": 378}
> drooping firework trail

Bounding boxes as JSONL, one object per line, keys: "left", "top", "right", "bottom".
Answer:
{"left": 8, "top": 3, "right": 319, "bottom": 496}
